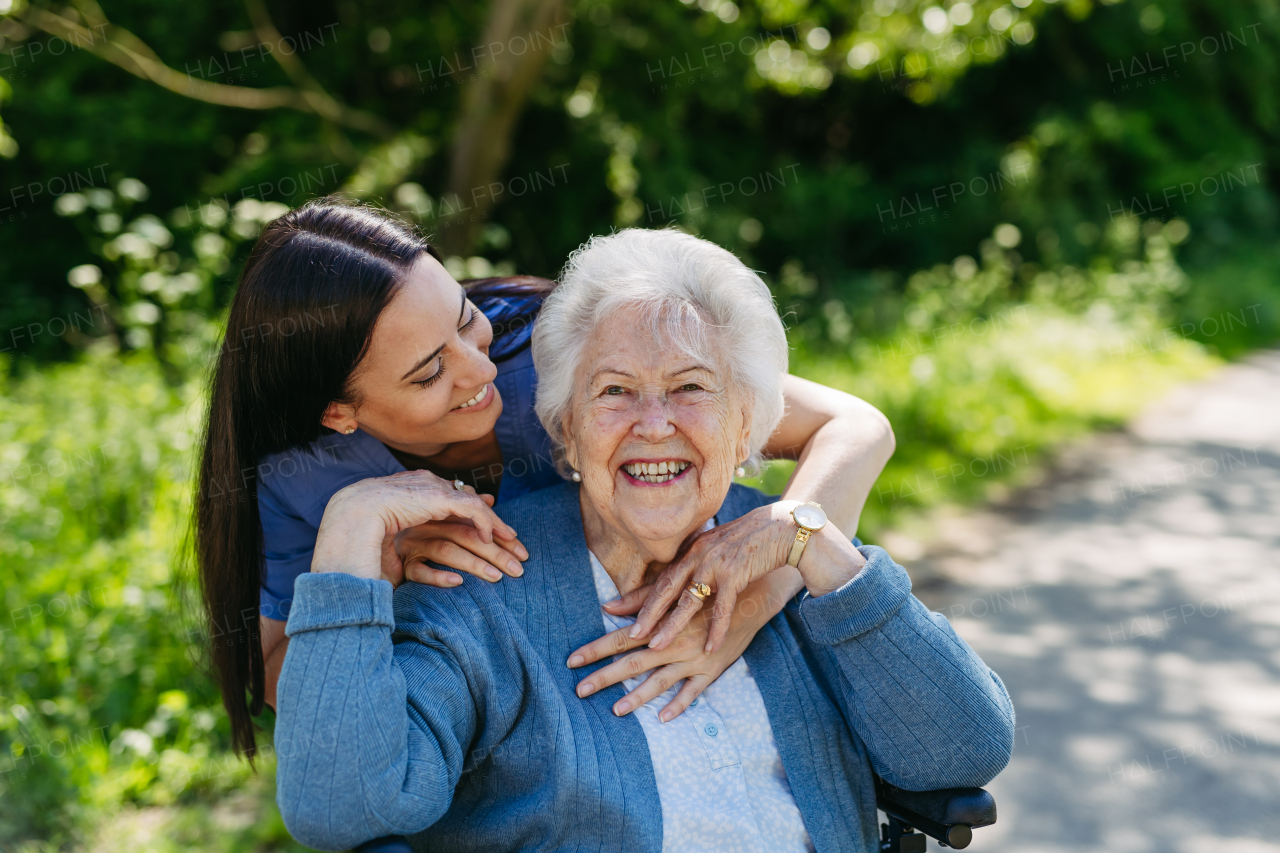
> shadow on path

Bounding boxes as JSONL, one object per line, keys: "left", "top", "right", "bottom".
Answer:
{"left": 907, "top": 350, "right": 1280, "bottom": 853}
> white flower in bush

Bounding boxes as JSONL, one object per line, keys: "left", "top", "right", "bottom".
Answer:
{"left": 67, "top": 264, "right": 102, "bottom": 288}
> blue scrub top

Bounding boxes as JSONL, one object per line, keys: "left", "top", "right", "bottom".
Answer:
{"left": 257, "top": 291, "right": 559, "bottom": 622}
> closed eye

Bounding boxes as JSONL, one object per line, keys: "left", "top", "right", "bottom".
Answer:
{"left": 412, "top": 306, "right": 478, "bottom": 388}
{"left": 459, "top": 305, "right": 478, "bottom": 333}
{"left": 413, "top": 361, "right": 445, "bottom": 388}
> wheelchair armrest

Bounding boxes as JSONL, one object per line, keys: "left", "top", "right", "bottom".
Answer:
{"left": 875, "top": 775, "right": 996, "bottom": 849}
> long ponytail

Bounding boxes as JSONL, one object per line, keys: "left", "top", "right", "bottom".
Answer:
{"left": 194, "top": 198, "right": 432, "bottom": 756}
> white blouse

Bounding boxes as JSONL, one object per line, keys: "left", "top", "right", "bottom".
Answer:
{"left": 588, "top": 533, "right": 815, "bottom": 853}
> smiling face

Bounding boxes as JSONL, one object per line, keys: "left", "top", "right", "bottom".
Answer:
{"left": 320, "top": 254, "right": 502, "bottom": 457}
{"left": 562, "top": 305, "right": 752, "bottom": 563}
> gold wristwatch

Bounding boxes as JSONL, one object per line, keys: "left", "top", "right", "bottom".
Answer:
{"left": 786, "top": 502, "right": 828, "bottom": 568}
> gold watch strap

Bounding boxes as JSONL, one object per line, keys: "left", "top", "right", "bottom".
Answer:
{"left": 787, "top": 528, "right": 812, "bottom": 568}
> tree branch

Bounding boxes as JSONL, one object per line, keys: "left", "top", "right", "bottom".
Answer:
{"left": 241, "top": 0, "right": 381, "bottom": 136}
{"left": 437, "top": 0, "right": 568, "bottom": 255}
{"left": 18, "top": 4, "right": 393, "bottom": 138}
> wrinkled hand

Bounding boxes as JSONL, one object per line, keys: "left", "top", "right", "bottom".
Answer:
{"left": 566, "top": 581, "right": 769, "bottom": 723}
{"left": 630, "top": 502, "right": 794, "bottom": 653}
{"left": 314, "top": 470, "right": 520, "bottom": 582}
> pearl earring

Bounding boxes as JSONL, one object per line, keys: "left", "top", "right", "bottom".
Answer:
{"left": 571, "top": 470, "right": 582, "bottom": 482}
{"left": 345, "top": 425, "right": 356, "bottom": 435}
{"left": 734, "top": 464, "right": 746, "bottom": 478}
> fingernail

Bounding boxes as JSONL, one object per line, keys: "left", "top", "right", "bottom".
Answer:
{"left": 507, "top": 560, "right": 523, "bottom": 576}
{"left": 613, "top": 700, "right": 631, "bottom": 716}
{"left": 449, "top": 574, "right": 463, "bottom": 586}
{"left": 486, "top": 568, "right": 502, "bottom": 581}
{"left": 648, "top": 634, "right": 663, "bottom": 649}
{"left": 577, "top": 682, "right": 595, "bottom": 698}
{"left": 628, "top": 625, "right": 643, "bottom": 639}
{"left": 567, "top": 654, "right": 584, "bottom": 667}
{"left": 659, "top": 711, "right": 671, "bottom": 723}
{"left": 516, "top": 544, "right": 529, "bottom": 560}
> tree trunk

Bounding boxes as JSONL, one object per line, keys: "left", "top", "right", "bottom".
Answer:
{"left": 437, "top": 0, "right": 568, "bottom": 257}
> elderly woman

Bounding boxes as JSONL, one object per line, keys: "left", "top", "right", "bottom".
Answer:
{"left": 274, "top": 230, "right": 1015, "bottom": 852}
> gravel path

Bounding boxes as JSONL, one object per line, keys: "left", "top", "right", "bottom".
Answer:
{"left": 903, "top": 349, "right": 1280, "bottom": 853}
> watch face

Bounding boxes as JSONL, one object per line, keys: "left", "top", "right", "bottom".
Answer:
{"left": 793, "top": 503, "right": 826, "bottom": 530}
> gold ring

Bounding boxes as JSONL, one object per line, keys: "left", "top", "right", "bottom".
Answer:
{"left": 686, "top": 582, "right": 711, "bottom": 601}
{"left": 453, "top": 479, "right": 465, "bottom": 491}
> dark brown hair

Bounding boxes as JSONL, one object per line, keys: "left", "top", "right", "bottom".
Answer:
{"left": 194, "top": 198, "right": 436, "bottom": 757}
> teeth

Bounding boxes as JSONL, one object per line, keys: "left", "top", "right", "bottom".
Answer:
{"left": 622, "top": 461, "right": 689, "bottom": 483}
{"left": 455, "top": 384, "right": 488, "bottom": 409}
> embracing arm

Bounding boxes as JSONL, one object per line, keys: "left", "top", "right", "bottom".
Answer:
{"left": 715, "top": 375, "right": 893, "bottom": 642}
{"left": 795, "top": 532, "right": 1015, "bottom": 789}
{"left": 275, "top": 573, "right": 476, "bottom": 850}
{"left": 769, "top": 373, "right": 895, "bottom": 538}
{"left": 261, "top": 616, "right": 287, "bottom": 710}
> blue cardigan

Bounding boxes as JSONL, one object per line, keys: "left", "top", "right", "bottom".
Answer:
{"left": 275, "top": 483, "right": 1015, "bottom": 852}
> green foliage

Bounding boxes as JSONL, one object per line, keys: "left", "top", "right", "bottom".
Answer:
{"left": 0, "top": 356, "right": 194, "bottom": 832}
{"left": 51, "top": 175, "right": 280, "bottom": 378}
{"left": 2, "top": 0, "right": 1278, "bottom": 359}
{"left": 0, "top": 351, "right": 316, "bottom": 849}
{"left": 744, "top": 215, "right": 1222, "bottom": 535}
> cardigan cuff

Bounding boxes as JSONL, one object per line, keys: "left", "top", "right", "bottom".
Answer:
{"left": 285, "top": 572, "right": 396, "bottom": 637}
{"left": 798, "top": 545, "right": 912, "bottom": 645}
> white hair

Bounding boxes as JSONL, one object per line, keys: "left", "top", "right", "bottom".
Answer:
{"left": 532, "top": 228, "right": 789, "bottom": 475}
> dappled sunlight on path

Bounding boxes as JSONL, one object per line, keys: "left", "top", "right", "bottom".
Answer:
{"left": 907, "top": 350, "right": 1280, "bottom": 853}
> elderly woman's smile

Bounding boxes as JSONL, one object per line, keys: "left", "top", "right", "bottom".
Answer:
{"left": 620, "top": 459, "right": 691, "bottom": 484}
{"left": 562, "top": 307, "right": 751, "bottom": 570}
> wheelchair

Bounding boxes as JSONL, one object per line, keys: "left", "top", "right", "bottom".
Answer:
{"left": 875, "top": 773, "right": 998, "bottom": 851}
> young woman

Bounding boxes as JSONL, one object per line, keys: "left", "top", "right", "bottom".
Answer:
{"left": 193, "top": 198, "right": 895, "bottom": 765}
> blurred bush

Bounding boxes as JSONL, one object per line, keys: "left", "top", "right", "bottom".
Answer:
{"left": 0, "top": 353, "right": 310, "bottom": 850}
{"left": 1, "top": 0, "right": 1277, "bottom": 361}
